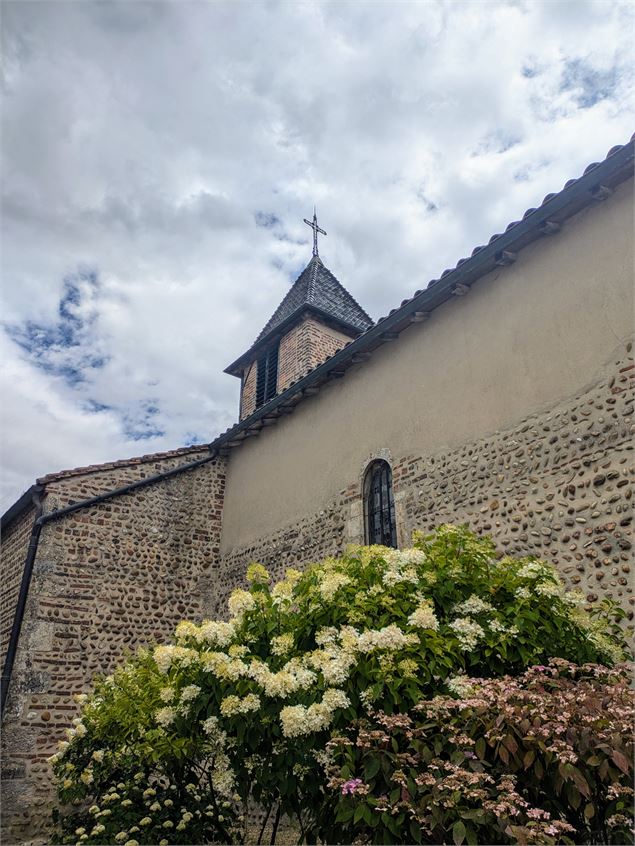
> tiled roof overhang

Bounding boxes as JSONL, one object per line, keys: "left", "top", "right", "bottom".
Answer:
{"left": 211, "top": 138, "right": 634, "bottom": 452}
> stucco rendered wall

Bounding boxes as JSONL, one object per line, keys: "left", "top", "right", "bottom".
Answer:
{"left": 1, "top": 503, "right": 36, "bottom": 668}
{"left": 1, "top": 450, "right": 226, "bottom": 844}
{"left": 218, "top": 339, "right": 633, "bottom": 618}
{"left": 220, "top": 179, "right": 634, "bottom": 553}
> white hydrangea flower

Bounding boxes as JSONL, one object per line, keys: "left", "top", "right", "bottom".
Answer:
{"left": 202, "top": 715, "right": 221, "bottom": 736}
{"left": 175, "top": 620, "right": 199, "bottom": 640}
{"left": 454, "top": 595, "right": 494, "bottom": 615}
{"left": 271, "top": 633, "right": 294, "bottom": 656}
{"left": 180, "top": 684, "right": 201, "bottom": 703}
{"left": 80, "top": 768, "right": 94, "bottom": 785}
{"left": 197, "top": 620, "right": 235, "bottom": 647}
{"left": 535, "top": 581, "right": 562, "bottom": 598}
{"left": 515, "top": 587, "right": 531, "bottom": 600}
{"left": 280, "top": 688, "right": 350, "bottom": 738}
{"left": 271, "top": 580, "right": 294, "bottom": 606}
{"left": 517, "top": 562, "right": 547, "bottom": 580}
{"left": 449, "top": 617, "right": 485, "bottom": 651}
{"left": 159, "top": 687, "right": 175, "bottom": 703}
{"left": 310, "top": 648, "right": 355, "bottom": 685}
{"left": 317, "top": 571, "right": 351, "bottom": 601}
{"left": 211, "top": 754, "right": 236, "bottom": 797}
{"left": 356, "top": 624, "right": 418, "bottom": 653}
{"left": 407, "top": 599, "right": 439, "bottom": 630}
{"left": 153, "top": 645, "right": 197, "bottom": 674}
{"left": 315, "top": 627, "right": 339, "bottom": 647}
{"left": 155, "top": 707, "right": 176, "bottom": 727}
{"left": 446, "top": 674, "right": 476, "bottom": 697}
{"left": 220, "top": 693, "right": 261, "bottom": 716}
{"left": 200, "top": 651, "right": 249, "bottom": 681}
{"left": 228, "top": 589, "right": 256, "bottom": 619}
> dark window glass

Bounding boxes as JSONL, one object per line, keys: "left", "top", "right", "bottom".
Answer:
{"left": 364, "top": 460, "right": 397, "bottom": 548}
{"left": 255, "top": 342, "right": 279, "bottom": 408}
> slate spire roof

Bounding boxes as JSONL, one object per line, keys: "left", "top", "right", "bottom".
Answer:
{"left": 225, "top": 254, "right": 373, "bottom": 374}
{"left": 256, "top": 255, "right": 373, "bottom": 341}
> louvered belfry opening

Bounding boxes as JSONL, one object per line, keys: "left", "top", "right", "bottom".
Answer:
{"left": 364, "top": 460, "right": 397, "bottom": 548}
{"left": 255, "top": 341, "right": 279, "bottom": 408}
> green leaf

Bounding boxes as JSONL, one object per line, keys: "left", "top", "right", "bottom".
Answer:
{"left": 566, "top": 783, "right": 581, "bottom": 811}
{"left": 409, "top": 820, "right": 422, "bottom": 843}
{"left": 364, "top": 756, "right": 381, "bottom": 780}
{"left": 584, "top": 803, "right": 595, "bottom": 821}
{"left": 453, "top": 821, "right": 466, "bottom": 845}
{"left": 353, "top": 804, "right": 366, "bottom": 824}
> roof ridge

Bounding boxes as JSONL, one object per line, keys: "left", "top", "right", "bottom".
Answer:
{"left": 307, "top": 254, "right": 321, "bottom": 302}
{"left": 36, "top": 443, "right": 212, "bottom": 485}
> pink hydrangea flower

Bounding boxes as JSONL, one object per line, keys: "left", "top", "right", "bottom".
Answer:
{"left": 341, "top": 778, "right": 363, "bottom": 795}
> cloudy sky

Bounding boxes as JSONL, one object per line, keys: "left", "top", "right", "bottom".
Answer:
{"left": 1, "top": 0, "right": 633, "bottom": 511}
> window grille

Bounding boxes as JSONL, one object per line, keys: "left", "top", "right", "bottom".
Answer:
{"left": 363, "top": 460, "right": 397, "bottom": 548}
{"left": 256, "top": 342, "right": 279, "bottom": 408}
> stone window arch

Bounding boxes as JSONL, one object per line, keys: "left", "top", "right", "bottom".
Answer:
{"left": 363, "top": 459, "right": 397, "bottom": 548}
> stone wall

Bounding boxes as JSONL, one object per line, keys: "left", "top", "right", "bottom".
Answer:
{"left": 1, "top": 501, "right": 36, "bottom": 667}
{"left": 219, "top": 340, "right": 634, "bottom": 619}
{"left": 1, "top": 450, "right": 226, "bottom": 844}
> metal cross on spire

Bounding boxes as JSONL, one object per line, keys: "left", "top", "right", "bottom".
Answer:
{"left": 303, "top": 207, "right": 327, "bottom": 257}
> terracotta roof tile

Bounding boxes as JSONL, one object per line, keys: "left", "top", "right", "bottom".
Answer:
{"left": 36, "top": 444, "right": 212, "bottom": 485}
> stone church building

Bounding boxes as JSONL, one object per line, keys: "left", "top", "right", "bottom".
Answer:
{"left": 1, "top": 139, "right": 633, "bottom": 841}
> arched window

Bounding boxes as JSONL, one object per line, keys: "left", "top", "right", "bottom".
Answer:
{"left": 363, "top": 460, "right": 397, "bottom": 548}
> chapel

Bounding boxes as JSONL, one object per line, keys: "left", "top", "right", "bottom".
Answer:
{"left": 1, "top": 138, "right": 633, "bottom": 842}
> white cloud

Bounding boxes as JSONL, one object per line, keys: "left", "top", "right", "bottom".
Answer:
{"left": 1, "top": 0, "right": 633, "bottom": 510}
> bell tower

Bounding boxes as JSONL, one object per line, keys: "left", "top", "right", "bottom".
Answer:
{"left": 224, "top": 213, "right": 373, "bottom": 420}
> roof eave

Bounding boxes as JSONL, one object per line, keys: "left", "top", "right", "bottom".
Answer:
{"left": 214, "top": 141, "right": 633, "bottom": 443}
{"left": 1, "top": 484, "right": 42, "bottom": 532}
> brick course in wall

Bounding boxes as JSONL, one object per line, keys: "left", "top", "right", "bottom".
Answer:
{"left": 240, "top": 360, "right": 258, "bottom": 421}
{"left": 1, "top": 450, "right": 226, "bottom": 844}
{"left": 277, "top": 316, "right": 354, "bottom": 393}
{"left": 1, "top": 503, "right": 36, "bottom": 667}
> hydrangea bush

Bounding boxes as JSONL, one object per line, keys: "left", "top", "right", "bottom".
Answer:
{"left": 326, "top": 661, "right": 634, "bottom": 845}
{"left": 51, "top": 525, "right": 628, "bottom": 845}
